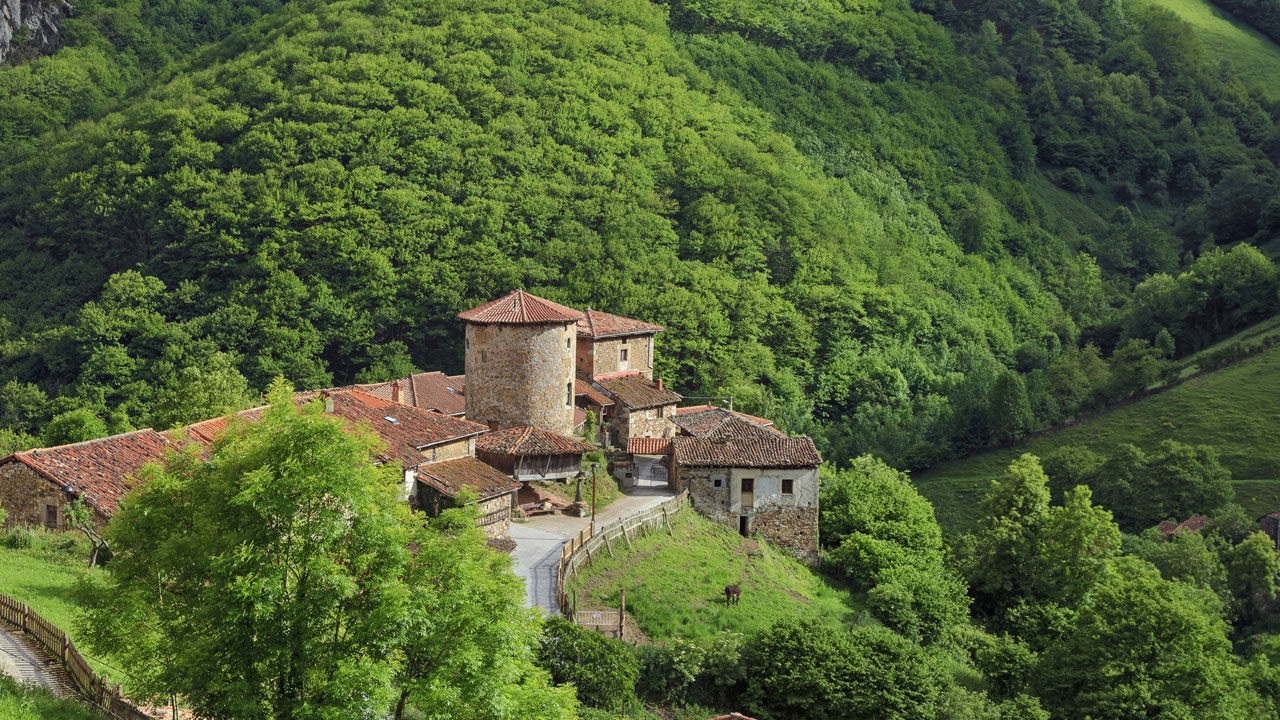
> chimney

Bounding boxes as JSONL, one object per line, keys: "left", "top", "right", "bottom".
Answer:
{"left": 322, "top": 392, "right": 334, "bottom": 414}
{"left": 658, "top": 378, "right": 664, "bottom": 391}
{"left": 391, "top": 380, "right": 401, "bottom": 404}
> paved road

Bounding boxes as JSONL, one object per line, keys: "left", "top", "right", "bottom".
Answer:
{"left": 0, "top": 625, "right": 75, "bottom": 698}
{"left": 510, "top": 485, "right": 675, "bottom": 614}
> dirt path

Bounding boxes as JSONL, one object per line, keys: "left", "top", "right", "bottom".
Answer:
{"left": 0, "top": 624, "right": 75, "bottom": 698}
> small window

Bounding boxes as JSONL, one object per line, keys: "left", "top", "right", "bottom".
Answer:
{"left": 566, "top": 337, "right": 571, "bottom": 349}
{"left": 621, "top": 337, "right": 629, "bottom": 346}
{"left": 713, "top": 478, "right": 723, "bottom": 488}
{"left": 620, "top": 347, "right": 629, "bottom": 362}
{"left": 566, "top": 382, "right": 573, "bottom": 406}
{"left": 782, "top": 478, "right": 794, "bottom": 494}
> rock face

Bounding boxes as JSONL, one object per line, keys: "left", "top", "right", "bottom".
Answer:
{"left": 0, "top": 0, "right": 72, "bottom": 64}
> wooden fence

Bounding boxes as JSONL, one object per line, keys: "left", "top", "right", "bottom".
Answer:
{"left": 0, "top": 591, "right": 151, "bottom": 720}
{"left": 555, "top": 491, "right": 688, "bottom": 617}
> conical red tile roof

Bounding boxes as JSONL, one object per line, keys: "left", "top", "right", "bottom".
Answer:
{"left": 458, "top": 290, "right": 584, "bottom": 325}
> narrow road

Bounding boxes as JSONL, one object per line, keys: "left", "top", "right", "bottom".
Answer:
{"left": 509, "top": 485, "right": 675, "bottom": 614}
{"left": 0, "top": 624, "right": 75, "bottom": 698}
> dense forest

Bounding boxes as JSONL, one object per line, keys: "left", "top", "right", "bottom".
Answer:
{"left": 0, "top": 0, "right": 1277, "bottom": 472}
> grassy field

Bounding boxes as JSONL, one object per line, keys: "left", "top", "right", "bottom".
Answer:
{"left": 1159, "top": 0, "right": 1280, "bottom": 99}
{"left": 915, "top": 338, "right": 1280, "bottom": 533}
{"left": 0, "top": 675, "right": 105, "bottom": 720}
{"left": 567, "top": 506, "right": 861, "bottom": 642}
{"left": 0, "top": 532, "right": 117, "bottom": 680}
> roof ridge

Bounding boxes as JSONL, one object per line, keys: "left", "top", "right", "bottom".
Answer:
{"left": 18, "top": 428, "right": 162, "bottom": 456}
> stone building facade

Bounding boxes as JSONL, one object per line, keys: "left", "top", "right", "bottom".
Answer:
{"left": 576, "top": 308, "right": 663, "bottom": 380}
{"left": 461, "top": 290, "right": 583, "bottom": 436}
{"left": 672, "top": 432, "right": 822, "bottom": 564}
{"left": 0, "top": 460, "right": 64, "bottom": 529}
{"left": 595, "top": 373, "right": 681, "bottom": 448}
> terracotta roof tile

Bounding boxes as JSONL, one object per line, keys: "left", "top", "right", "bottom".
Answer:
{"left": 476, "top": 426, "right": 594, "bottom": 456}
{"left": 673, "top": 406, "right": 780, "bottom": 438}
{"left": 360, "top": 371, "right": 466, "bottom": 416}
{"left": 12, "top": 430, "right": 171, "bottom": 518}
{"left": 709, "top": 714, "right": 758, "bottom": 720}
{"left": 575, "top": 379, "right": 614, "bottom": 407}
{"left": 416, "top": 457, "right": 520, "bottom": 501}
{"left": 1159, "top": 514, "right": 1212, "bottom": 537}
{"left": 672, "top": 434, "right": 820, "bottom": 468}
{"left": 458, "top": 290, "right": 583, "bottom": 325}
{"left": 573, "top": 407, "right": 588, "bottom": 428}
{"left": 577, "top": 308, "right": 664, "bottom": 339}
{"left": 597, "top": 373, "right": 681, "bottom": 410}
{"left": 628, "top": 437, "right": 672, "bottom": 455}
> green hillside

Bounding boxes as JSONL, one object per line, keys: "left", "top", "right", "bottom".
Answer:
{"left": 915, "top": 338, "right": 1280, "bottom": 533}
{"left": 0, "top": 0, "right": 1277, "bottom": 474}
{"left": 567, "top": 506, "right": 860, "bottom": 642}
{"left": 1159, "top": 0, "right": 1280, "bottom": 98}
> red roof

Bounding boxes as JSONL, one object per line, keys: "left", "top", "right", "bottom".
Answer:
{"left": 476, "top": 426, "right": 594, "bottom": 456}
{"left": 575, "top": 378, "right": 614, "bottom": 407}
{"left": 673, "top": 405, "right": 781, "bottom": 438}
{"left": 185, "top": 390, "right": 487, "bottom": 469}
{"left": 672, "top": 434, "right": 821, "bottom": 468}
{"left": 1158, "top": 514, "right": 1212, "bottom": 538}
{"left": 416, "top": 457, "right": 520, "bottom": 501}
{"left": 360, "top": 371, "right": 466, "bottom": 416}
{"left": 458, "top": 290, "right": 583, "bottom": 325}
{"left": 628, "top": 437, "right": 673, "bottom": 455}
{"left": 709, "top": 714, "right": 758, "bottom": 720}
{"left": 596, "top": 373, "right": 681, "bottom": 410}
{"left": 577, "top": 308, "right": 664, "bottom": 339}
{"left": 9, "top": 430, "right": 171, "bottom": 518}
{"left": 573, "top": 407, "right": 588, "bottom": 428}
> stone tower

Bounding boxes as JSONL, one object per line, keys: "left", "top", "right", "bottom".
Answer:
{"left": 459, "top": 289, "right": 583, "bottom": 436}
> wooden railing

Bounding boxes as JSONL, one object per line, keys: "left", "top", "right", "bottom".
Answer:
{"left": 0, "top": 591, "right": 151, "bottom": 720}
{"left": 555, "top": 491, "right": 688, "bottom": 616}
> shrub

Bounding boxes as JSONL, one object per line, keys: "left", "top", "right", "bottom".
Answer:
{"left": 636, "top": 639, "right": 706, "bottom": 705}
{"left": 537, "top": 616, "right": 638, "bottom": 711}
{"left": 2, "top": 527, "right": 36, "bottom": 549}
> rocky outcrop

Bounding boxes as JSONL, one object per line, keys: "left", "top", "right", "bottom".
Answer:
{"left": 0, "top": 0, "right": 72, "bottom": 65}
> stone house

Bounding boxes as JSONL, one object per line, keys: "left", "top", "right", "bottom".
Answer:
{"left": 475, "top": 425, "right": 594, "bottom": 483}
{"left": 413, "top": 457, "right": 521, "bottom": 539}
{"left": 359, "top": 371, "right": 467, "bottom": 417}
{"left": 0, "top": 429, "right": 171, "bottom": 529}
{"left": 594, "top": 372, "right": 682, "bottom": 448}
{"left": 460, "top": 289, "right": 583, "bottom": 436}
{"left": 672, "top": 405, "right": 781, "bottom": 438}
{"left": 671, "top": 420, "right": 821, "bottom": 563}
{"left": 576, "top": 308, "right": 663, "bottom": 380}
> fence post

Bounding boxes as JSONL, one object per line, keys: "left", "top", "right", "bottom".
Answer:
{"left": 619, "top": 589, "right": 625, "bottom": 638}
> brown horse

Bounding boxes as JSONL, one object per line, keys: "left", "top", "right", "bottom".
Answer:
{"left": 725, "top": 584, "right": 741, "bottom": 607}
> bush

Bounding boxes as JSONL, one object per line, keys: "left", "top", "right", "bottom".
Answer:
{"left": 537, "top": 616, "right": 638, "bottom": 711}
{"left": 635, "top": 639, "right": 705, "bottom": 706}
{"left": 2, "top": 527, "right": 35, "bottom": 549}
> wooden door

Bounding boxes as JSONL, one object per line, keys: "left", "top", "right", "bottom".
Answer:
{"left": 740, "top": 477, "right": 754, "bottom": 509}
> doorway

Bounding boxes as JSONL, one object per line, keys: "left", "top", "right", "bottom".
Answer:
{"left": 739, "top": 515, "right": 751, "bottom": 537}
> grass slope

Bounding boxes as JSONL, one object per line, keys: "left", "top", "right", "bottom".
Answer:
{"left": 0, "top": 675, "right": 104, "bottom": 720}
{"left": 915, "top": 338, "right": 1280, "bottom": 533}
{"left": 567, "top": 506, "right": 859, "bottom": 642}
{"left": 1159, "top": 0, "right": 1280, "bottom": 98}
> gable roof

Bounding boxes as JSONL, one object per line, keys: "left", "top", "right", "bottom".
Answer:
{"left": 185, "top": 390, "right": 487, "bottom": 469}
{"left": 415, "top": 457, "right": 520, "bottom": 501}
{"left": 596, "top": 373, "right": 681, "bottom": 410}
{"left": 673, "top": 405, "right": 781, "bottom": 438}
{"left": 628, "top": 437, "right": 673, "bottom": 455}
{"left": 577, "top": 308, "right": 664, "bottom": 339}
{"left": 458, "top": 289, "right": 583, "bottom": 325}
{"left": 476, "top": 426, "right": 594, "bottom": 456}
{"left": 1158, "top": 514, "right": 1212, "bottom": 537}
{"left": 360, "top": 371, "right": 466, "bottom": 416}
{"left": 8, "top": 430, "right": 171, "bottom": 518}
{"left": 575, "top": 378, "right": 614, "bottom": 407}
{"left": 672, "top": 434, "right": 821, "bottom": 469}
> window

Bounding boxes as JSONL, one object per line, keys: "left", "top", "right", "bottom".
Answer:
{"left": 782, "top": 478, "right": 794, "bottom": 494}
{"left": 713, "top": 478, "right": 723, "bottom": 488}
{"left": 566, "top": 382, "right": 573, "bottom": 406}
{"left": 741, "top": 478, "right": 755, "bottom": 493}
{"left": 620, "top": 347, "right": 629, "bottom": 362}
{"left": 566, "top": 337, "right": 571, "bottom": 349}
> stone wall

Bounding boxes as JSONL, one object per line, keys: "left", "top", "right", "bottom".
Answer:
{"left": 680, "top": 464, "right": 819, "bottom": 564}
{"left": 465, "top": 322, "right": 576, "bottom": 435}
{"left": 476, "top": 493, "right": 513, "bottom": 539}
{"left": 0, "top": 460, "right": 63, "bottom": 529}
{"left": 425, "top": 438, "right": 471, "bottom": 464}
{"left": 608, "top": 405, "right": 676, "bottom": 446}
{"left": 585, "top": 335, "right": 654, "bottom": 378}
